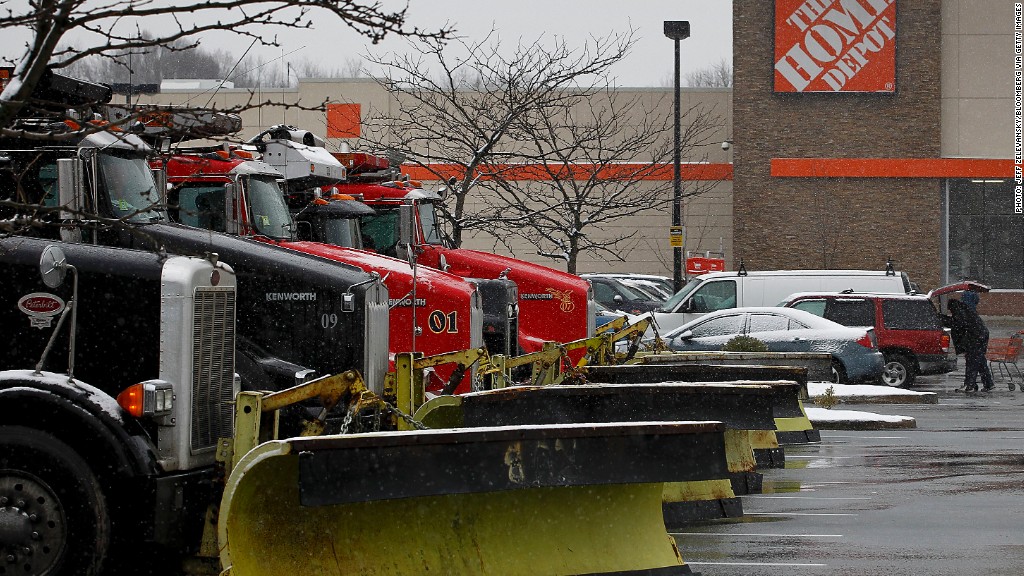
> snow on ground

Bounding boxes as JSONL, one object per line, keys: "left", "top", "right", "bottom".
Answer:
{"left": 804, "top": 406, "right": 915, "bottom": 425}
{"left": 804, "top": 381, "right": 924, "bottom": 428}
{"left": 807, "top": 381, "right": 934, "bottom": 398}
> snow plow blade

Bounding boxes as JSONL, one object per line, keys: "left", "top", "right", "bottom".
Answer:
{"left": 219, "top": 422, "right": 722, "bottom": 576}
{"left": 590, "top": 362, "right": 820, "bottom": 446}
{"left": 414, "top": 382, "right": 776, "bottom": 524}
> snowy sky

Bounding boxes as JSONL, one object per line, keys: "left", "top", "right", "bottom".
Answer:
{"left": 0, "top": 1, "right": 732, "bottom": 88}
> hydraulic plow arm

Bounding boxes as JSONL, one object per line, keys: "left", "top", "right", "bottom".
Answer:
{"left": 228, "top": 370, "right": 383, "bottom": 471}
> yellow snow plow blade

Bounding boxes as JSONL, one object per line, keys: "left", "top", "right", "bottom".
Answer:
{"left": 218, "top": 422, "right": 720, "bottom": 576}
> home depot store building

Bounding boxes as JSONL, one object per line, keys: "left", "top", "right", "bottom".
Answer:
{"left": 733, "top": 0, "right": 1020, "bottom": 314}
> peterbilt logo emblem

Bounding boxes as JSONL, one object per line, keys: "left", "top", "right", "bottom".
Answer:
{"left": 18, "top": 293, "right": 66, "bottom": 329}
{"left": 545, "top": 288, "right": 574, "bottom": 313}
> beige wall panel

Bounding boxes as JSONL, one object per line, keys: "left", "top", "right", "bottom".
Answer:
{"left": 958, "top": 35, "right": 1013, "bottom": 99}
{"left": 955, "top": 0, "right": 1014, "bottom": 34}
{"left": 940, "top": 97, "right": 961, "bottom": 156}
{"left": 941, "top": 0, "right": 959, "bottom": 34}
{"left": 941, "top": 31, "right": 959, "bottom": 98}
{"left": 956, "top": 97, "right": 1015, "bottom": 158}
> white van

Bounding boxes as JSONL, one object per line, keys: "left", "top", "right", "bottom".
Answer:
{"left": 648, "top": 267, "right": 914, "bottom": 334}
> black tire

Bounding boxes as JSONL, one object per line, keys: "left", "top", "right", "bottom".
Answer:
{"left": 880, "top": 353, "right": 916, "bottom": 388}
{"left": 831, "top": 360, "right": 847, "bottom": 384}
{"left": 0, "top": 426, "right": 110, "bottom": 576}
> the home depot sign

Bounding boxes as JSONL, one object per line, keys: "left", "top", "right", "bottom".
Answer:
{"left": 774, "top": 0, "right": 896, "bottom": 93}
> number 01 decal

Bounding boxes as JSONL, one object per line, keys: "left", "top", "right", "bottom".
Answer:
{"left": 427, "top": 310, "right": 458, "bottom": 333}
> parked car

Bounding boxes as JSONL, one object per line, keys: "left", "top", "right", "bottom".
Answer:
{"left": 661, "top": 307, "right": 885, "bottom": 383}
{"left": 586, "top": 276, "right": 663, "bottom": 314}
{"left": 595, "top": 301, "right": 627, "bottom": 328}
{"left": 779, "top": 291, "right": 955, "bottom": 387}
{"left": 582, "top": 273, "right": 674, "bottom": 301}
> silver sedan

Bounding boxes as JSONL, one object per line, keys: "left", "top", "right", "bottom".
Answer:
{"left": 661, "top": 306, "right": 885, "bottom": 383}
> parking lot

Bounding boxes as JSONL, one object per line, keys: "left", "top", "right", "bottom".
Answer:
{"left": 674, "top": 369, "right": 1024, "bottom": 576}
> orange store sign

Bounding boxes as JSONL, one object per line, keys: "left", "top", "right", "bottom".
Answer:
{"left": 774, "top": 0, "right": 896, "bottom": 93}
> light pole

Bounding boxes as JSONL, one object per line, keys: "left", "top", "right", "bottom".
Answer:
{"left": 664, "top": 21, "right": 690, "bottom": 293}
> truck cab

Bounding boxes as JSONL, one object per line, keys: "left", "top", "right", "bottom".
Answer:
{"left": 159, "top": 140, "right": 485, "bottom": 393}
{"left": 333, "top": 154, "right": 597, "bottom": 354}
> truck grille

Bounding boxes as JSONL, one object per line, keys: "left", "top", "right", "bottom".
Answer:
{"left": 363, "top": 282, "right": 389, "bottom": 395}
{"left": 191, "top": 288, "right": 236, "bottom": 452}
{"left": 470, "top": 290, "right": 484, "bottom": 350}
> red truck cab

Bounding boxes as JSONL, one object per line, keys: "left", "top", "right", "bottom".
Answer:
{"left": 334, "top": 170, "right": 597, "bottom": 354}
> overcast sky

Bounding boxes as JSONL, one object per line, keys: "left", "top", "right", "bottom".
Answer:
{"left": 2, "top": 1, "right": 731, "bottom": 88}
{"left": 259, "top": 0, "right": 733, "bottom": 87}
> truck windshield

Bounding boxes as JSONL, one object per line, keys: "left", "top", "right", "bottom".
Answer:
{"left": 361, "top": 201, "right": 440, "bottom": 256}
{"left": 97, "top": 150, "right": 165, "bottom": 223}
{"left": 361, "top": 209, "right": 399, "bottom": 257}
{"left": 172, "top": 184, "right": 227, "bottom": 232}
{"left": 419, "top": 202, "right": 441, "bottom": 245}
{"left": 246, "top": 176, "right": 294, "bottom": 240}
{"left": 320, "top": 217, "right": 362, "bottom": 249}
{"left": 658, "top": 277, "right": 702, "bottom": 313}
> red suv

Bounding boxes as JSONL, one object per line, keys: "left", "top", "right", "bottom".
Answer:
{"left": 779, "top": 291, "right": 954, "bottom": 387}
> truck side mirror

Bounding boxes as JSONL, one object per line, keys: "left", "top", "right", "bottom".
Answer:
{"left": 57, "top": 158, "right": 84, "bottom": 243}
{"left": 398, "top": 204, "right": 415, "bottom": 247}
{"left": 613, "top": 294, "right": 624, "bottom": 304}
{"left": 151, "top": 167, "right": 168, "bottom": 210}
{"left": 294, "top": 220, "right": 313, "bottom": 241}
{"left": 39, "top": 245, "right": 68, "bottom": 288}
{"left": 224, "top": 182, "right": 241, "bottom": 235}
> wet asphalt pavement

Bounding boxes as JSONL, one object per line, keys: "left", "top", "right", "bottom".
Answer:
{"left": 674, "top": 366, "right": 1024, "bottom": 576}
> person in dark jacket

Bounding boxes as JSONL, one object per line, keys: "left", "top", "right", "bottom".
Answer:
{"left": 961, "top": 289, "right": 980, "bottom": 311}
{"left": 946, "top": 298, "right": 994, "bottom": 392}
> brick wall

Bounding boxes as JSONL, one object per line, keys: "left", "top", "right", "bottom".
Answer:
{"left": 733, "top": 0, "right": 944, "bottom": 290}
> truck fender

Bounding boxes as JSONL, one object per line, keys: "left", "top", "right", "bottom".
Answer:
{"left": 236, "top": 338, "right": 316, "bottom": 392}
{"left": 0, "top": 370, "right": 160, "bottom": 480}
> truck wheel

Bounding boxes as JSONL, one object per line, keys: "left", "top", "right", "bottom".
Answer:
{"left": 880, "top": 353, "right": 915, "bottom": 388}
{"left": 0, "top": 426, "right": 110, "bottom": 576}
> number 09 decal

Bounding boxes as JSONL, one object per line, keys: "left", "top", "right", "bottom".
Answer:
{"left": 427, "top": 310, "right": 458, "bottom": 333}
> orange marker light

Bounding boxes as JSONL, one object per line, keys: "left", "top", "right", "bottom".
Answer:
{"left": 117, "top": 384, "right": 145, "bottom": 418}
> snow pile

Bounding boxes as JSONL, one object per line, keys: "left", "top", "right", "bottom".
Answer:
{"left": 805, "top": 407, "right": 914, "bottom": 424}
{"left": 807, "top": 381, "right": 935, "bottom": 399}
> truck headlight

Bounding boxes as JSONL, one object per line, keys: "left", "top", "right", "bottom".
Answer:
{"left": 117, "top": 379, "right": 175, "bottom": 419}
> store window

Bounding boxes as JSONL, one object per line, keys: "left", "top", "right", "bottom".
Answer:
{"left": 946, "top": 179, "right": 1024, "bottom": 289}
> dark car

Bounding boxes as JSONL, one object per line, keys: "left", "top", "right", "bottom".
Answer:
{"left": 587, "top": 276, "right": 663, "bottom": 314}
{"left": 662, "top": 307, "right": 885, "bottom": 383}
{"left": 780, "top": 291, "right": 954, "bottom": 387}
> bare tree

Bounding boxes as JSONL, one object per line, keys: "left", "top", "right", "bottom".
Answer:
{"left": 356, "top": 29, "right": 637, "bottom": 248}
{"left": 682, "top": 58, "right": 733, "bottom": 88}
{"left": 0, "top": 1, "right": 449, "bottom": 130}
{"left": 484, "top": 89, "right": 720, "bottom": 273}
